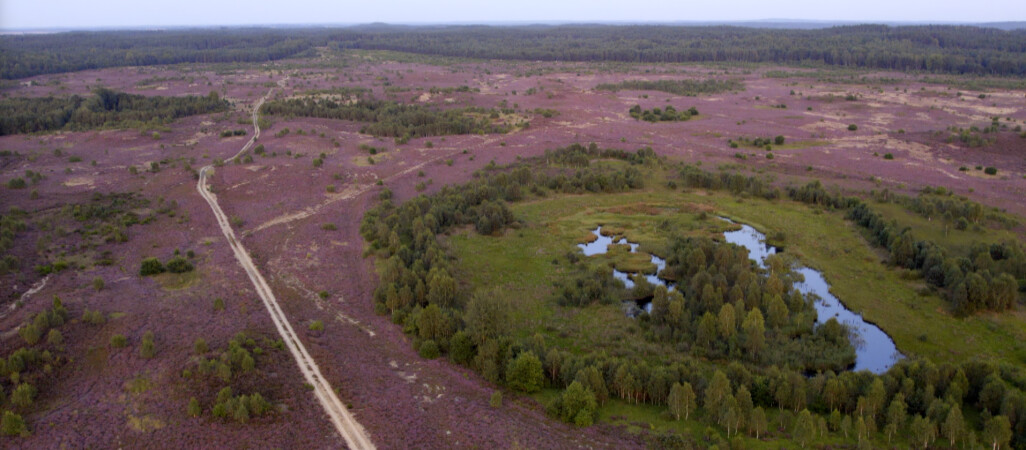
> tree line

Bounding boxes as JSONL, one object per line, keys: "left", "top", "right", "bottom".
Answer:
{"left": 0, "top": 29, "right": 318, "bottom": 79}
{"left": 0, "top": 88, "right": 228, "bottom": 135}
{"left": 787, "top": 181, "right": 1024, "bottom": 316}
{"left": 6, "top": 25, "right": 1026, "bottom": 80}
{"left": 596, "top": 79, "right": 743, "bottom": 97}
{"left": 331, "top": 24, "right": 1026, "bottom": 76}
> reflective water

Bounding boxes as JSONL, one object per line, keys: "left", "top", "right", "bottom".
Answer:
{"left": 578, "top": 227, "right": 670, "bottom": 314}
{"left": 723, "top": 220, "right": 902, "bottom": 373}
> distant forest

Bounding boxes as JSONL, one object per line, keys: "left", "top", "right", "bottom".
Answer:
{"left": 0, "top": 88, "right": 228, "bottom": 135}
{"left": 3, "top": 25, "right": 1026, "bottom": 79}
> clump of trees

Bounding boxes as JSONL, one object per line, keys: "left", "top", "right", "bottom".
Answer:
{"left": 0, "top": 89, "right": 228, "bottom": 135}
{"left": 728, "top": 135, "right": 785, "bottom": 149}
{"left": 0, "top": 297, "right": 78, "bottom": 438}
{"left": 140, "top": 253, "right": 195, "bottom": 276}
{"left": 181, "top": 332, "right": 277, "bottom": 424}
{"left": 260, "top": 97, "right": 511, "bottom": 139}
{"left": 628, "top": 105, "right": 698, "bottom": 122}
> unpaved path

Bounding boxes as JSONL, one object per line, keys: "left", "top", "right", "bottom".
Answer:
{"left": 196, "top": 80, "right": 375, "bottom": 450}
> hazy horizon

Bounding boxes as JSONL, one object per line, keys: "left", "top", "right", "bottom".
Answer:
{"left": 2, "top": 0, "right": 1025, "bottom": 31}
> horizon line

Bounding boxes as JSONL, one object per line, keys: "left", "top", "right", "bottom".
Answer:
{"left": 3, "top": 19, "right": 1026, "bottom": 33}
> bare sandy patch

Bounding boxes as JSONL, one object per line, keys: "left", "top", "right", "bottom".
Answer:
{"left": 64, "top": 176, "right": 95, "bottom": 187}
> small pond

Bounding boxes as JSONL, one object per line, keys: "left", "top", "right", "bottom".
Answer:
{"left": 578, "top": 222, "right": 902, "bottom": 373}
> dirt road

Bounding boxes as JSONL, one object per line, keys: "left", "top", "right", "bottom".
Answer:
{"left": 196, "top": 81, "right": 375, "bottom": 450}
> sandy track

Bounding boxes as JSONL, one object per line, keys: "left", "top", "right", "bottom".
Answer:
{"left": 196, "top": 80, "right": 375, "bottom": 450}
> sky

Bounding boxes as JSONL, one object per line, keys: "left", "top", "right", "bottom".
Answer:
{"left": 2, "top": 0, "right": 1025, "bottom": 30}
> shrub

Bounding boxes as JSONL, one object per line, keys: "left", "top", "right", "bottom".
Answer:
{"left": 883, "top": 153, "right": 894, "bottom": 160}
{"left": 194, "top": 338, "right": 208, "bottom": 354}
{"left": 213, "top": 298, "right": 225, "bottom": 311}
{"left": 309, "top": 320, "right": 324, "bottom": 332}
{"left": 7, "top": 178, "right": 27, "bottom": 189}
{"left": 321, "top": 223, "right": 337, "bottom": 231}
{"left": 418, "top": 340, "right": 440, "bottom": 359}
{"left": 847, "top": 124, "right": 858, "bottom": 131}
{"left": 92, "top": 277, "right": 105, "bottom": 291}
{"left": 110, "top": 334, "right": 128, "bottom": 348}
{"left": 165, "top": 256, "right": 193, "bottom": 274}
{"left": 1, "top": 411, "right": 29, "bottom": 437}
{"left": 140, "top": 331, "right": 155, "bottom": 358}
{"left": 774, "top": 135, "right": 785, "bottom": 145}
{"left": 489, "top": 391, "right": 502, "bottom": 408}
{"left": 139, "top": 257, "right": 164, "bottom": 276}
{"left": 188, "top": 397, "right": 201, "bottom": 417}
{"left": 984, "top": 167, "right": 998, "bottom": 175}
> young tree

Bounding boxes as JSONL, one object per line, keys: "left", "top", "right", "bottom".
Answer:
{"left": 188, "top": 397, "right": 201, "bottom": 417}
{"left": 794, "top": 409, "right": 816, "bottom": 448}
{"left": 942, "top": 404, "right": 965, "bottom": 447}
{"left": 1, "top": 411, "right": 28, "bottom": 437}
{"left": 558, "top": 381, "right": 597, "bottom": 426}
{"left": 704, "top": 371, "right": 731, "bottom": 416}
{"left": 717, "top": 303, "right": 736, "bottom": 338}
{"left": 749, "top": 407, "right": 767, "bottom": 438}
{"left": 464, "top": 291, "right": 512, "bottom": 345}
{"left": 982, "top": 415, "right": 1011, "bottom": 450}
{"left": 576, "top": 366, "right": 609, "bottom": 405}
{"left": 909, "top": 415, "right": 937, "bottom": 449}
{"left": 667, "top": 382, "right": 689, "bottom": 420}
{"left": 885, "top": 393, "right": 907, "bottom": 443}
{"left": 506, "top": 351, "right": 544, "bottom": 393}
{"left": 741, "top": 308, "right": 765, "bottom": 358}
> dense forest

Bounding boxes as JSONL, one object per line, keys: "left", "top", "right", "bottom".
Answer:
{"left": 0, "top": 88, "right": 228, "bottom": 135}
{"left": 361, "top": 144, "right": 1025, "bottom": 447}
{"left": 0, "top": 29, "right": 318, "bottom": 79}
{"left": 4, "top": 25, "right": 1026, "bottom": 79}
{"left": 330, "top": 25, "right": 1026, "bottom": 76}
